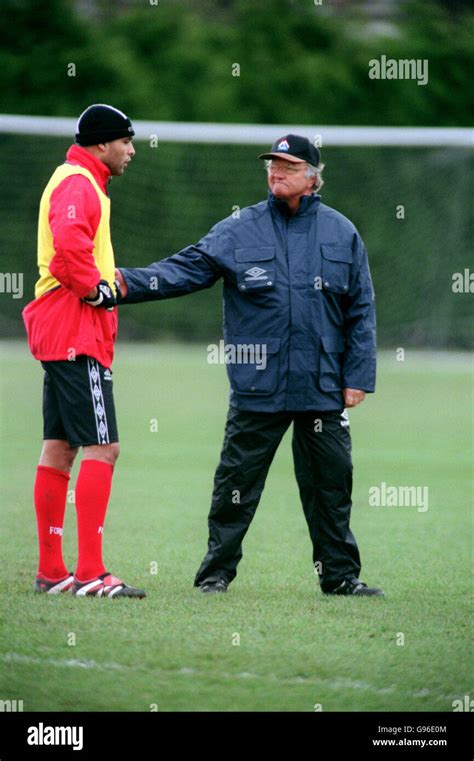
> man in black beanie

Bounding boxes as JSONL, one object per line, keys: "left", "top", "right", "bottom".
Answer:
{"left": 23, "top": 104, "right": 145, "bottom": 598}
{"left": 75, "top": 103, "right": 135, "bottom": 175}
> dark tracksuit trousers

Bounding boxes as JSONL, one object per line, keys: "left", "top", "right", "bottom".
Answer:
{"left": 194, "top": 406, "right": 361, "bottom": 592}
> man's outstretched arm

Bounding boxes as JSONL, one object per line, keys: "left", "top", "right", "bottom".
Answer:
{"left": 116, "top": 228, "right": 222, "bottom": 304}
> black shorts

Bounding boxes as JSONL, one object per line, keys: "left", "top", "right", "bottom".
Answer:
{"left": 42, "top": 356, "right": 119, "bottom": 448}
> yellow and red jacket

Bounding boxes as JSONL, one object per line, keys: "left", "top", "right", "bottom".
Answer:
{"left": 23, "top": 144, "right": 118, "bottom": 369}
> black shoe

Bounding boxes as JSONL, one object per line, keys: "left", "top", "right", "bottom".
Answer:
{"left": 199, "top": 578, "right": 228, "bottom": 594}
{"left": 325, "top": 578, "right": 384, "bottom": 597}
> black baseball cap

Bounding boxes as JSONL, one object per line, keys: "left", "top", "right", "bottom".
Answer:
{"left": 75, "top": 104, "right": 135, "bottom": 146}
{"left": 258, "top": 134, "right": 320, "bottom": 166}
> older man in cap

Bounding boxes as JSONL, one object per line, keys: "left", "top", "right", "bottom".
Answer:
{"left": 115, "top": 134, "right": 383, "bottom": 598}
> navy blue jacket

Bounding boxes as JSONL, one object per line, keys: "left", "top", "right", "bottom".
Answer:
{"left": 120, "top": 193, "right": 376, "bottom": 412}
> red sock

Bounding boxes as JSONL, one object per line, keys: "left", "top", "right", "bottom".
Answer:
{"left": 75, "top": 460, "right": 113, "bottom": 582}
{"left": 34, "top": 465, "right": 70, "bottom": 580}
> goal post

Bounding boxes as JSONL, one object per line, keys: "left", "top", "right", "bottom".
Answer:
{"left": 0, "top": 114, "right": 471, "bottom": 146}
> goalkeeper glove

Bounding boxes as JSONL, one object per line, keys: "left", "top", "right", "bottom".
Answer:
{"left": 113, "top": 279, "right": 124, "bottom": 304}
{"left": 83, "top": 280, "right": 117, "bottom": 310}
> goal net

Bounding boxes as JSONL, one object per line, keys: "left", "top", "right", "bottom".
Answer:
{"left": 0, "top": 116, "right": 472, "bottom": 348}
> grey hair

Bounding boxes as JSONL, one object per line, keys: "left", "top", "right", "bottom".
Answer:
{"left": 264, "top": 159, "right": 325, "bottom": 193}
{"left": 305, "top": 162, "right": 325, "bottom": 193}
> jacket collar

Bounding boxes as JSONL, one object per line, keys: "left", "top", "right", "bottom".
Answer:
{"left": 268, "top": 191, "right": 321, "bottom": 219}
{"left": 65, "top": 144, "right": 111, "bottom": 193}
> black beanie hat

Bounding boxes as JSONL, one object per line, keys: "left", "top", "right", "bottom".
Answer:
{"left": 75, "top": 104, "right": 135, "bottom": 146}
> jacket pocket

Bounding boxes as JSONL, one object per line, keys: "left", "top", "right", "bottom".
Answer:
{"left": 321, "top": 244, "right": 352, "bottom": 294}
{"left": 319, "top": 334, "right": 345, "bottom": 392}
{"left": 225, "top": 336, "right": 280, "bottom": 395}
{"left": 234, "top": 246, "right": 275, "bottom": 293}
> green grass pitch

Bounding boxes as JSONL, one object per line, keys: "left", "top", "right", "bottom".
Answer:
{"left": 0, "top": 341, "right": 471, "bottom": 712}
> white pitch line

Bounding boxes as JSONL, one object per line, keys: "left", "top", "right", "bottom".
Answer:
{"left": 0, "top": 652, "right": 458, "bottom": 703}
{"left": 2, "top": 652, "right": 126, "bottom": 672}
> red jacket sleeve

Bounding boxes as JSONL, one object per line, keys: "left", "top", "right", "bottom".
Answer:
{"left": 48, "top": 174, "right": 102, "bottom": 298}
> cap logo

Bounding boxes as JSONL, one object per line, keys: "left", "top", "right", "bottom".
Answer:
{"left": 277, "top": 139, "right": 290, "bottom": 151}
